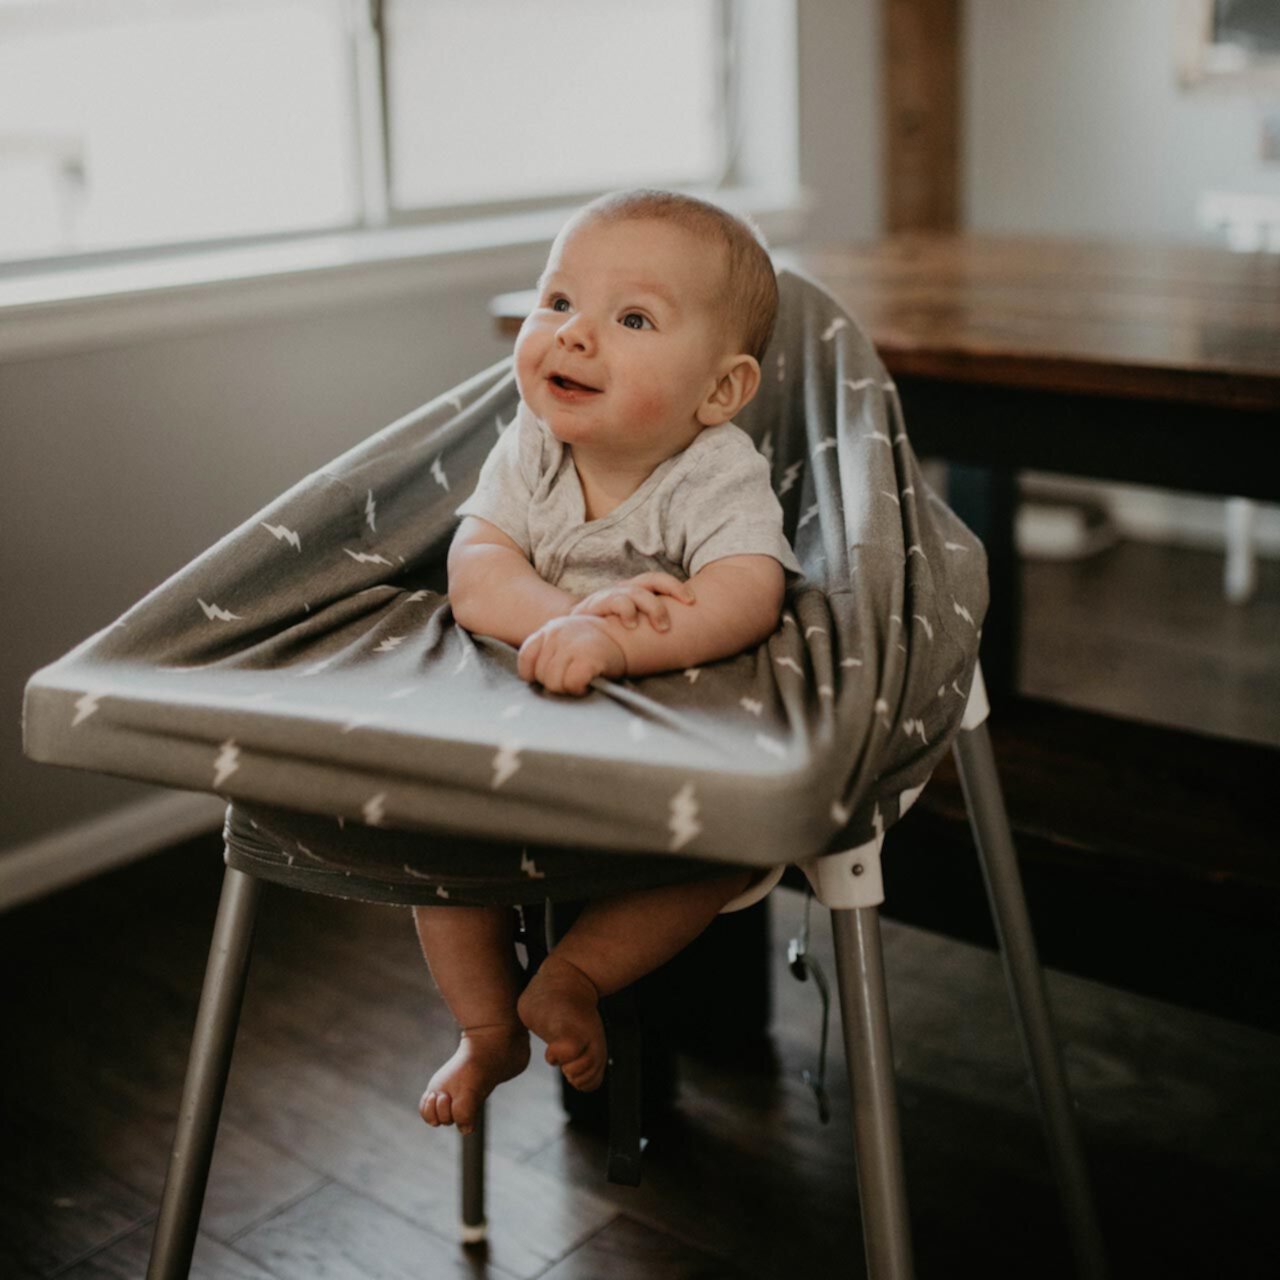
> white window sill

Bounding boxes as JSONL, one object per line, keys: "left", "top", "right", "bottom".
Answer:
{"left": 0, "top": 186, "right": 811, "bottom": 363}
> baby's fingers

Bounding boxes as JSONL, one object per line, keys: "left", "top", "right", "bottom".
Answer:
{"left": 630, "top": 590, "right": 672, "bottom": 632}
{"left": 517, "top": 631, "right": 545, "bottom": 683}
{"left": 633, "top": 572, "right": 696, "bottom": 605}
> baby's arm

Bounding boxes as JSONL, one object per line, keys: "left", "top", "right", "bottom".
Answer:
{"left": 448, "top": 516, "right": 578, "bottom": 646}
{"left": 517, "top": 555, "right": 785, "bottom": 693}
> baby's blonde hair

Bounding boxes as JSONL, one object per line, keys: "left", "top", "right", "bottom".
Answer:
{"left": 572, "top": 189, "right": 778, "bottom": 363}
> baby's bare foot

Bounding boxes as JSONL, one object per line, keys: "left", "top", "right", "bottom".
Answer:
{"left": 419, "top": 1023, "right": 530, "bottom": 1135}
{"left": 516, "top": 954, "right": 607, "bottom": 1092}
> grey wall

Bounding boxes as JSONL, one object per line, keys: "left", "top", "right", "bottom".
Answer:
{"left": 965, "top": 0, "right": 1280, "bottom": 242}
{"left": 1, "top": 288, "right": 513, "bottom": 849}
{"left": 0, "top": 1, "right": 881, "bottom": 860}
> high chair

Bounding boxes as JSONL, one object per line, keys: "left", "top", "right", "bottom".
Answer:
{"left": 23, "top": 270, "right": 1107, "bottom": 1278}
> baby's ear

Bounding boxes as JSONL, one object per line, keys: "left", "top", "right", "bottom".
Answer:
{"left": 697, "top": 355, "right": 761, "bottom": 427}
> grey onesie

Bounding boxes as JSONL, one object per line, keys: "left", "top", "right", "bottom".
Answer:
{"left": 455, "top": 402, "right": 802, "bottom": 594}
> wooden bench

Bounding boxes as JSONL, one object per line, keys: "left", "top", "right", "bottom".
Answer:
{"left": 849, "top": 696, "right": 1279, "bottom": 1031}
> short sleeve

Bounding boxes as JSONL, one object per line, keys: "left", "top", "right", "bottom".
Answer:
{"left": 677, "top": 432, "right": 803, "bottom": 579}
{"left": 455, "top": 404, "right": 541, "bottom": 556}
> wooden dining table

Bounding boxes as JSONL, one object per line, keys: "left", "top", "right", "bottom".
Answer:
{"left": 778, "top": 234, "right": 1280, "bottom": 697}
{"left": 495, "top": 232, "right": 1280, "bottom": 699}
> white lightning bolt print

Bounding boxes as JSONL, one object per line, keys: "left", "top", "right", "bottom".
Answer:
{"left": 831, "top": 798, "right": 852, "bottom": 826}
{"left": 818, "top": 684, "right": 834, "bottom": 699}
{"left": 841, "top": 656, "right": 864, "bottom": 668}
{"left": 72, "top": 692, "right": 100, "bottom": 726}
{"left": 775, "top": 656, "right": 804, "bottom": 675}
{"left": 212, "top": 740, "right": 240, "bottom": 788}
{"left": 880, "top": 491, "right": 901, "bottom": 507}
{"left": 386, "top": 686, "right": 419, "bottom": 700}
{"left": 797, "top": 504, "right": 820, "bottom": 530}
{"left": 446, "top": 393, "right": 464, "bottom": 413}
{"left": 492, "top": 740, "right": 521, "bottom": 789}
{"left": 198, "top": 599, "right": 241, "bottom": 622}
{"left": 362, "top": 792, "right": 387, "bottom": 826}
{"left": 912, "top": 614, "right": 935, "bottom": 641}
{"left": 759, "top": 430, "right": 774, "bottom": 467}
{"left": 520, "top": 850, "right": 545, "bottom": 879}
{"left": 668, "top": 783, "right": 702, "bottom": 852}
{"left": 863, "top": 431, "right": 893, "bottom": 447}
{"left": 881, "top": 380, "right": 897, "bottom": 394}
{"left": 344, "top": 549, "right": 393, "bottom": 566}
{"left": 261, "top": 522, "right": 301, "bottom": 551}
{"left": 779, "top": 460, "right": 804, "bottom": 495}
{"left": 873, "top": 803, "right": 884, "bottom": 842}
{"left": 953, "top": 598, "right": 976, "bottom": 627}
{"left": 365, "top": 489, "right": 377, "bottom": 532}
{"left": 373, "top": 635, "right": 405, "bottom": 653}
{"left": 430, "top": 457, "right": 450, "bottom": 491}
{"left": 908, "top": 545, "right": 927, "bottom": 561}
{"left": 821, "top": 316, "right": 849, "bottom": 341}
{"left": 739, "top": 696, "right": 764, "bottom": 716}
{"left": 776, "top": 352, "right": 786, "bottom": 382}
{"left": 903, "top": 718, "right": 929, "bottom": 745}
{"left": 406, "top": 589, "right": 433, "bottom": 601}
{"left": 804, "top": 626, "right": 828, "bottom": 640}
{"left": 684, "top": 668, "right": 701, "bottom": 684}
{"left": 842, "top": 377, "right": 876, "bottom": 392}
{"left": 944, "top": 541, "right": 970, "bottom": 553}
{"left": 813, "top": 436, "right": 838, "bottom": 455}
{"left": 874, "top": 697, "right": 891, "bottom": 728}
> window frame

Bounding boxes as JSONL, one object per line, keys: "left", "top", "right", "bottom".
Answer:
{"left": 0, "top": 0, "right": 802, "bottom": 360}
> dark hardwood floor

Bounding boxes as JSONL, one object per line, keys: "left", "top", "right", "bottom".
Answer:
{"left": 3, "top": 538, "right": 1278, "bottom": 1279}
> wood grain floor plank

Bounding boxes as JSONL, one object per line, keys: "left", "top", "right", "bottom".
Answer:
{"left": 59, "top": 1221, "right": 280, "bottom": 1280}
{"left": 230, "top": 1179, "right": 514, "bottom": 1280}
{"left": 537, "top": 1213, "right": 752, "bottom": 1280}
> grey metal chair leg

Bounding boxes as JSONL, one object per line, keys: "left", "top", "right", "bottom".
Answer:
{"left": 147, "top": 866, "right": 263, "bottom": 1280}
{"left": 831, "top": 907, "right": 915, "bottom": 1280}
{"left": 952, "top": 721, "right": 1109, "bottom": 1279}
{"left": 460, "top": 1105, "right": 487, "bottom": 1245}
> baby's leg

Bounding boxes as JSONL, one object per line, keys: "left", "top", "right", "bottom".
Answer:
{"left": 516, "top": 869, "right": 754, "bottom": 1092}
{"left": 413, "top": 905, "right": 530, "bottom": 1135}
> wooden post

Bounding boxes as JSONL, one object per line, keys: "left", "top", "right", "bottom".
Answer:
{"left": 883, "top": 0, "right": 962, "bottom": 232}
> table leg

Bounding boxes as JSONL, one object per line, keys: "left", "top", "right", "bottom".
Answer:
{"left": 946, "top": 463, "right": 1021, "bottom": 706}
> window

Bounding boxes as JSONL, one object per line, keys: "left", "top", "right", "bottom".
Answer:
{"left": 0, "top": 0, "right": 736, "bottom": 269}
{"left": 1177, "top": 0, "right": 1280, "bottom": 88}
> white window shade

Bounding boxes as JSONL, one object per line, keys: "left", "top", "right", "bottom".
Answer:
{"left": 383, "top": 0, "right": 725, "bottom": 211}
{"left": 0, "top": 0, "right": 356, "bottom": 264}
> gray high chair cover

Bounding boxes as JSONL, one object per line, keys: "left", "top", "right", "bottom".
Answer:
{"left": 23, "top": 270, "right": 988, "bottom": 903}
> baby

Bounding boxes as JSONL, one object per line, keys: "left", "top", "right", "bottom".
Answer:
{"left": 413, "top": 189, "right": 800, "bottom": 1135}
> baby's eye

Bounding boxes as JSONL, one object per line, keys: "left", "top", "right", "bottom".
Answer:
{"left": 549, "top": 296, "right": 571, "bottom": 313}
{"left": 620, "top": 312, "right": 652, "bottom": 331}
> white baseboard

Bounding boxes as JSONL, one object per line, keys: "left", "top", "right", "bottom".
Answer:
{"left": 1020, "top": 473, "right": 1280, "bottom": 559}
{"left": 0, "top": 791, "right": 225, "bottom": 913}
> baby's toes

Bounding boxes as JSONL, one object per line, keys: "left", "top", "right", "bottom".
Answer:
{"left": 564, "top": 1050, "right": 606, "bottom": 1093}
{"left": 419, "top": 1090, "right": 440, "bottom": 1126}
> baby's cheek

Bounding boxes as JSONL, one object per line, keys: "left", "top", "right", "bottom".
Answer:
{"left": 626, "top": 386, "right": 675, "bottom": 426}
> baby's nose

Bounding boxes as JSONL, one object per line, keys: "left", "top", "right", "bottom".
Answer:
{"left": 555, "top": 313, "right": 594, "bottom": 352}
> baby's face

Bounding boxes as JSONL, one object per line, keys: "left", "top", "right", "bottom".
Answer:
{"left": 515, "top": 216, "right": 739, "bottom": 471}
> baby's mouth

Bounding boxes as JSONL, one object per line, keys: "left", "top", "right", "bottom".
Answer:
{"left": 549, "top": 374, "right": 600, "bottom": 394}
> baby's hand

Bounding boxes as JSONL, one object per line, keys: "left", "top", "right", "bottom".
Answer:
{"left": 570, "top": 572, "right": 695, "bottom": 633}
{"left": 518, "top": 616, "right": 627, "bottom": 696}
